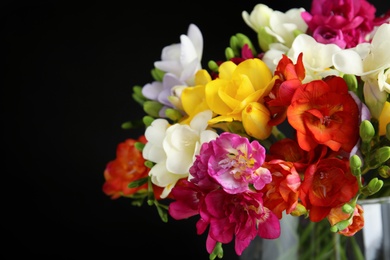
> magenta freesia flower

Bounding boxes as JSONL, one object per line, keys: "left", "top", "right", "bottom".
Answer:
{"left": 196, "top": 132, "right": 272, "bottom": 194}
{"left": 168, "top": 132, "right": 280, "bottom": 256}
{"left": 301, "top": 0, "right": 388, "bottom": 48}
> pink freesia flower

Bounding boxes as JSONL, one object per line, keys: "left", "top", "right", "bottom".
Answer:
{"left": 301, "top": 0, "right": 389, "bottom": 48}
{"left": 169, "top": 183, "right": 280, "bottom": 256}
{"left": 197, "top": 132, "right": 272, "bottom": 194}
{"left": 168, "top": 132, "right": 280, "bottom": 256}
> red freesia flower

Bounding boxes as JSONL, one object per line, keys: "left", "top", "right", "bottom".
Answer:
{"left": 287, "top": 76, "right": 359, "bottom": 153}
{"left": 300, "top": 158, "right": 359, "bottom": 222}
{"left": 266, "top": 138, "right": 330, "bottom": 173}
{"left": 103, "top": 136, "right": 163, "bottom": 199}
{"left": 261, "top": 159, "right": 301, "bottom": 219}
{"left": 265, "top": 53, "right": 305, "bottom": 126}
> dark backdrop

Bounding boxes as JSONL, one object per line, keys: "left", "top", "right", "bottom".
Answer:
{"left": 2, "top": 0, "right": 388, "bottom": 259}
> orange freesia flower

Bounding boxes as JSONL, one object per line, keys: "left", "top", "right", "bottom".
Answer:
{"left": 327, "top": 204, "right": 364, "bottom": 236}
{"left": 103, "top": 136, "right": 152, "bottom": 199}
{"left": 265, "top": 53, "right": 305, "bottom": 126}
{"left": 287, "top": 76, "right": 359, "bottom": 152}
{"left": 300, "top": 158, "right": 359, "bottom": 222}
{"left": 261, "top": 159, "right": 301, "bottom": 219}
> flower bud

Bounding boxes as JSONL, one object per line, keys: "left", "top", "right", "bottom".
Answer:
{"left": 349, "top": 155, "right": 362, "bottom": 176}
{"left": 165, "top": 108, "right": 182, "bottom": 122}
{"left": 241, "top": 102, "right": 272, "bottom": 140}
{"left": 225, "top": 47, "right": 235, "bottom": 60}
{"left": 342, "top": 203, "right": 354, "bottom": 214}
{"left": 374, "top": 146, "right": 390, "bottom": 164}
{"left": 208, "top": 60, "right": 219, "bottom": 73}
{"left": 362, "top": 177, "right": 384, "bottom": 196}
{"left": 257, "top": 26, "right": 276, "bottom": 52}
{"left": 143, "top": 115, "right": 155, "bottom": 127}
{"left": 335, "top": 220, "right": 351, "bottom": 232}
{"left": 290, "top": 203, "right": 307, "bottom": 217}
{"left": 236, "top": 33, "right": 256, "bottom": 55}
{"left": 378, "top": 165, "right": 390, "bottom": 178}
{"left": 144, "top": 101, "right": 163, "bottom": 118}
{"left": 151, "top": 67, "right": 164, "bottom": 82}
{"left": 343, "top": 74, "right": 358, "bottom": 92}
{"left": 359, "top": 120, "right": 375, "bottom": 143}
{"left": 229, "top": 35, "right": 240, "bottom": 56}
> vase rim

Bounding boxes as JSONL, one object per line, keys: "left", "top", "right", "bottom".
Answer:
{"left": 358, "top": 196, "right": 390, "bottom": 205}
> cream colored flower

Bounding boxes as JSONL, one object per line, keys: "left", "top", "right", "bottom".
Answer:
{"left": 142, "top": 110, "right": 218, "bottom": 198}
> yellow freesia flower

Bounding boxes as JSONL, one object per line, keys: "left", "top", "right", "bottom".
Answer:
{"left": 180, "top": 69, "right": 213, "bottom": 124}
{"left": 205, "top": 58, "right": 277, "bottom": 139}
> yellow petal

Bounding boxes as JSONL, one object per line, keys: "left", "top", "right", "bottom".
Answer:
{"left": 241, "top": 102, "right": 272, "bottom": 140}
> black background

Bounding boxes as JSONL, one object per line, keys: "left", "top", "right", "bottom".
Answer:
{"left": 2, "top": 0, "right": 388, "bottom": 259}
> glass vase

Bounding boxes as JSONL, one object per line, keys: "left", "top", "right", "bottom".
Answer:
{"left": 240, "top": 197, "right": 390, "bottom": 260}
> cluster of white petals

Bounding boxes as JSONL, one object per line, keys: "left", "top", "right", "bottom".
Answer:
{"left": 333, "top": 23, "right": 390, "bottom": 118}
{"left": 142, "top": 110, "right": 218, "bottom": 198}
{"left": 242, "top": 4, "right": 308, "bottom": 72}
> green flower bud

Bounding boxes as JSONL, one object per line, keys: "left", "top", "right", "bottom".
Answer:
{"left": 143, "top": 100, "right": 163, "bottom": 118}
{"left": 362, "top": 177, "right": 384, "bottom": 196}
{"left": 142, "top": 115, "right": 154, "bottom": 127}
{"left": 235, "top": 33, "right": 257, "bottom": 56}
{"left": 225, "top": 47, "right": 235, "bottom": 60}
{"left": 134, "top": 141, "right": 145, "bottom": 151}
{"left": 121, "top": 121, "right": 133, "bottom": 130}
{"left": 151, "top": 67, "right": 165, "bottom": 82}
{"left": 257, "top": 26, "right": 276, "bottom": 52}
{"left": 330, "top": 225, "right": 338, "bottom": 233}
{"left": 165, "top": 108, "right": 182, "bottom": 122}
{"left": 350, "top": 155, "right": 362, "bottom": 176}
{"left": 210, "top": 242, "right": 224, "bottom": 260}
{"left": 378, "top": 165, "right": 390, "bottom": 178}
{"left": 144, "top": 160, "right": 154, "bottom": 169}
{"left": 360, "top": 120, "right": 375, "bottom": 143}
{"left": 342, "top": 203, "right": 354, "bottom": 214}
{"left": 208, "top": 60, "right": 219, "bottom": 72}
{"left": 343, "top": 74, "right": 358, "bottom": 92}
{"left": 229, "top": 35, "right": 240, "bottom": 57}
{"left": 335, "top": 220, "right": 351, "bottom": 232}
{"left": 374, "top": 146, "right": 390, "bottom": 164}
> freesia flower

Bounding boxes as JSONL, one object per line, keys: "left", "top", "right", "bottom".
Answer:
{"left": 169, "top": 132, "right": 280, "bottom": 256}
{"left": 287, "top": 34, "right": 342, "bottom": 82}
{"left": 327, "top": 204, "right": 365, "bottom": 236}
{"left": 300, "top": 158, "right": 359, "bottom": 222}
{"left": 242, "top": 4, "right": 308, "bottom": 52}
{"left": 287, "top": 76, "right": 360, "bottom": 152}
{"left": 333, "top": 23, "right": 390, "bottom": 119}
{"left": 301, "top": 0, "right": 386, "bottom": 48}
{"left": 206, "top": 58, "right": 277, "bottom": 140}
{"left": 142, "top": 24, "right": 204, "bottom": 118}
{"left": 261, "top": 159, "right": 301, "bottom": 219}
{"left": 142, "top": 110, "right": 218, "bottom": 198}
{"left": 103, "top": 136, "right": 155, "bottom": 199}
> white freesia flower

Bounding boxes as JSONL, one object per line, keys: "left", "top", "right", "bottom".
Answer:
{"left": 154, "top": 23, "right": 203, "bottom": 86}
{"left": 242, "top": 4, "right": 273, "bottom": 32}
{"left": 332, "top": 23, "right": 390, "bottom": 118}
{"left": 242, "top": 4, "right": 307, "bottom": 52}
{"left": 142, "top": 110, "right": 218, "bottom": 198}
{"left": 287, "top": 34, "right": 342, "bottom": 82}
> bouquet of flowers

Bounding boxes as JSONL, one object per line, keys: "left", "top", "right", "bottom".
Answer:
{"left": 103, "top": 0, "right": 390, "bottom": 259}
